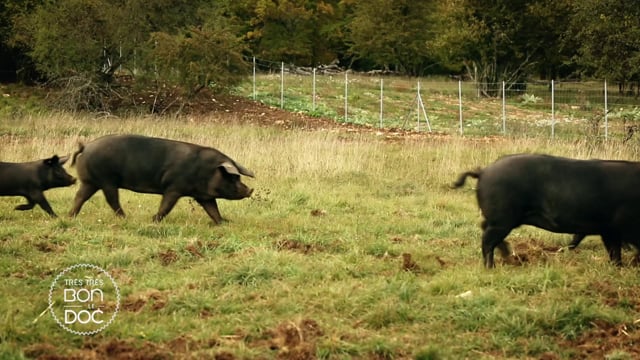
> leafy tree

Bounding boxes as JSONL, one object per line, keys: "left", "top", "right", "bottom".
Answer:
{"left": 247, "top": 0, "right": 313, "bottom": 64}
{"left": 9, "top": 0, "right": 248, "bottom": 112}
{"left": 568, "top": 0, "right": 640, "bottom": 93}
{"left": 346, "top": 0, "right": 439, "bottom": 75}
{"left": 526, "top": 0, "right": 575, "bottom": 80}
{"left": 433, "top": 0, "right": 571, "bottom": 95}
{"left": 246, "top": 0, "right": 345, "bottom": 66}
{"left": 148, "top": 17, "right": 248, "bottom": 99}
{"left": 1, "top": 0, "right": 45, "bottom": 82}
{"left": 23, "top": 0, "right": 113, "bottom": 80}
{"left": 108, "top": 0, "right": 210, "bottom": 75}
{"left": 8, "top": 0, "right": 123, "bottom": 110}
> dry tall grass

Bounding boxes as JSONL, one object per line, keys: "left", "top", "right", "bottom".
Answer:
{"left": 3, "top": 112, "right": 640, "bottom": 359}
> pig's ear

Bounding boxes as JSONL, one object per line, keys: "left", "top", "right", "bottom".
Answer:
{"left": 220, "top": 162, "right": 241, "bottom": 176}
{"left": 44, "top": 155, "right": 60, "bottom": 166}
{"left": 220, "top": 161, "right": 255, "bottom": 178}
{"left": 236, "top": 164, "right": 255, "bottom": 178}
{"left": 58, "top": 155, "right": 70, "bottom": 165}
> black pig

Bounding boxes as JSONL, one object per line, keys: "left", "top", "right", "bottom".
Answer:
{"left": 453, "top": 154, "right": 640, "bottom": 268}
{"left": 69, "top": 134, "right": 254, "bottom": 223}
{"left": 0, "top": 155, "right": 76, "bottom": 217}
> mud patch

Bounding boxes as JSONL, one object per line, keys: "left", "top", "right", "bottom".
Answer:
{"left": 585, "top": 281, "right": 640, "bottom": 311}
{"left": 35, "top": 241, "right": 64, "bottom": 253}
{"left": 275, "top": 239, "right": 323, "bottom": 254}
{"left": 22, "top": 343, "right": 57, "bottom": 359}
{"left": 87, "top": 337, "right": 204, "bottom": 359}
{"left": 185, "top": 241, "right": 204, "bottom": 258}
{"left": 157, "top": 249, "right": 179, "bottom": 266}
{"left": 399, "top": 252, "right": 447, "bottom": 275}
{"left": 505, "top": 237, "right": 564, "bottom": 266}
{"left": 122, "top": 289, "right": 168, "bottom": 312}
{"left": 29, "top": 335, "right": 224, "bottom": 359}
{"left": 252, "top": 318, "right": 323, "bottom": 359}
{"left": 108, "top": 268, "right": 134, "bottom": 285}
{"left": 310, "top": 209, "right": 327, "bottom": 217}
{"left": 561, "top": 320, "right": 640, "bottom": 359}
{"left": 401, "top": 253, "right": 420, "bottom": 272}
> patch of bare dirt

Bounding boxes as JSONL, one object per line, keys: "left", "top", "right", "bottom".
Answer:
{"left": 157, "top": 249, "right": 179, "bottom": 266}
{"left": 502, "top": 237, "right": 564, "bottom": 266}
{"left": 108, "top": 268, "right": 134, "bottom": 286}
{"left": 25, "top": 335, "right": 226, "bottom": 360}
{"left": 35, "top": 241, "right": 65, "bottom": 253}
{"left": 185, "top": 241, "right": 204, "bottom": 258}
{"left": 121, "top": 289, "right": 168, "bottom": 312}
{"left": 185, "top": 91, "right": 464, "bottom": 142}
{"left": 560, "top": 320, "right": 640, "bottom": 359}
{"left": 401, "top": 253, "right": 420, "bottom": 272}
{"left": 274, "top": 238, "right": 322, "bottom": 254}
{"left": 251, "top": 318, "right": 323, "bottom": 360}
{"left": 399, "top": 252, "right": 447, "bottom": 275}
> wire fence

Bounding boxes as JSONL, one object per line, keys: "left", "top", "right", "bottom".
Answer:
{"left": 238, "top": 58, "right": 640, "bottom": 140}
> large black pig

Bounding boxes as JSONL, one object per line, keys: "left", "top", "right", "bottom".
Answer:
{"left": 0, "top": 155, "right": 76, "bottom": 217}
{"left": 69, "top": 134, "right": 254, "bottom": 223}
{"left": 453, "top": 153, "right": 640, "bottom": 268}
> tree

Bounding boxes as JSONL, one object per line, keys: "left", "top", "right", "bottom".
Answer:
{"left": 346, "top": 0, "right": 439, "bottom": 75}
{"left": 433, "top": 0, "right": 571, "bottom": 95}
{"left": 148, "top": 19, "right": 248, "bottom": 98}
{"left": 568, "top": 0, "right": 640, "bottom": 94}
{"left": 10, "top": 0, "right": 249, "bottom": 112}
{"left": 24, "top": 0, "right": 113, "bottom": 80}
{"left": 526, "top": 0, "right": 575, "bottom": 80}
{"left": 245, "top": 0, "right": 346, "bottom": 66}
{"left": 1, "top": 0, "right": 45, "bottom": 82}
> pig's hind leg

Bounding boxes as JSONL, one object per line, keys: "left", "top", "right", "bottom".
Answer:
{"left": 102, "top": 186, "right": 125, "bottom": 217}
{"left": 69, "top": 183, "right": 99, "bottom": 217}
{"left": 15, "top": 199, "right": 35, "bottom": 211}
{"left": 481, "top": 219, "right": 514, "bottom": 268}
{"left": 153, "top": 192, "right": 181, "bottom": 222}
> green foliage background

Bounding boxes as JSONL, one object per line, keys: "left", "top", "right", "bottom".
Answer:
{"left": 1, "top": 0, "right": 640, "bottom": 93}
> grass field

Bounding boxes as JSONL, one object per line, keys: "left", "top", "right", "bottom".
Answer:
{"left": 2, "top": 101, "right": 640, "bottom": 359}
{"left": 235, "top": 73, "right": 640, "bottom": 141}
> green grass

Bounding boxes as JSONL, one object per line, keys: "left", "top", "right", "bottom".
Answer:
{"left": 2, "top": 109, "right": 640, "bottom": 359}
{"left": 235, "top": 74, "right": 640, "bottom": 140}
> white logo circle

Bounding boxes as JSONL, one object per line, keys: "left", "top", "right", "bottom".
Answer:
{"left": 48, "top": 263, "right": 120, "bottom": 335}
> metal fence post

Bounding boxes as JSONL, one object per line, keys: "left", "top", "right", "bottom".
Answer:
{"left": 312, "top": 68, "right": 316, "bottom": 111}
{"left": 458, "top": 80, "right": 463, "bottom": 135}
{"left": 551, "top": 80, "right": 555, "bottom": 139}
{"left": 344, "top": 71, "right": 348, "bottom": 122}
{"left": 417, "top": 81, "right": 421, "bottom": 131}
{"left": 252, "top": 57, "right": 256, "bottom": 101}
{"left": 502, "top": 81, "right": 506, "bottom": 135}
{"left": 604, "top": 79, "right": 608, "bottom": 140}
{"left": 379, "top": 78, "right": 383, "bottom": 128}
{"left": 280, "top": 62, "right": 284, "bottom": 109}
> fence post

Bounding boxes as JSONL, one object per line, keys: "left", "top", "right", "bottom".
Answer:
{"left": 502, "top": 81, "right": 506, "bottom": 135}
{"left": 417, "top": 81, "right": 421, "bottom": 131}
{"left": 312, "top": 68, "right": 316, "bottom": 111}
{"left": 280, "top": 62, "right": 284, "bottom": 109}
{"left": 344, "top": 71, "right": 348, "bottom": 122}
{"left": 252, "top": 57, "right": 256, "bottom": 101}
{"left": 604, "top": 79, "right": 608, "bottom": 140}
{"left": 458, "top": 80, "right": 463, "bottom": 135}
{"left": 551, "top": 80, "right": 555, "bottom": 139}
{"left": 379, "top": 78, "right": 384, "bottom": 128}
